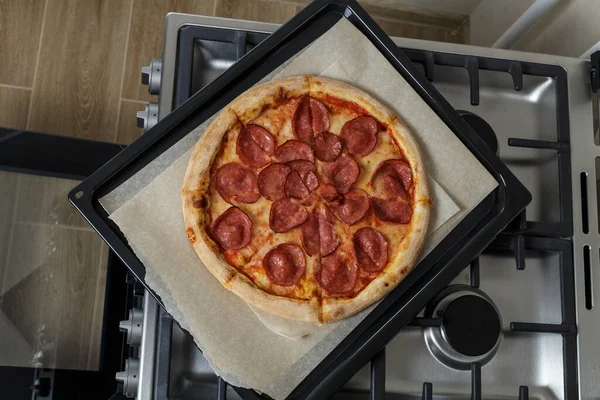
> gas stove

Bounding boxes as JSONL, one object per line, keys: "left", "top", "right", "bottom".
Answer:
{"left": 119, "top": 13, "right": 599, "bottom": 400}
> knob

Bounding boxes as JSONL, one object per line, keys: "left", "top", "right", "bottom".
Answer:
{"left": 141, "top": 58, "right": 162, "bottom": 95}
{"left": 119, "top": 308, "right": 143, "bottom": 346}
{"left": 136, "top": 102, "right": 159, "bottom": 132}
{"left": 115, "top": 358, "right": 140, "bottom": 398}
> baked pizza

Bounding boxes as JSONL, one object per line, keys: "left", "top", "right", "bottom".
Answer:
{"left": 182, "top": 76, "right": 430, "bottom": 323}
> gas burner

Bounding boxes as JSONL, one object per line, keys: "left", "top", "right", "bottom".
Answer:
{"left": 423, "top": 285, "right": 502, "bottom": 370}
{"left": 458, "top": 110, "right": 499, "bottom": 154}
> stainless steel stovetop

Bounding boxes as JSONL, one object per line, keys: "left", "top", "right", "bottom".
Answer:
{"left": 118, "top": 14, "right": 600, "bottom": 400}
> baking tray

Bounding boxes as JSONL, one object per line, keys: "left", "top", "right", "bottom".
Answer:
{"left": 69, "top": 0, "right": 532, "bottom": 398}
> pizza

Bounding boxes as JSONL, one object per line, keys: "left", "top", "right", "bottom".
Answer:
{"left": 182, "top": 76, "right": 430, "bottom": 323}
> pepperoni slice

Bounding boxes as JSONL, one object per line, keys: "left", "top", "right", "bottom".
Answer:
{"left": 284, "top": 160, "right": 319, "bottom": 199}
{"left": 300, "top": 212, "right": 319, "bottom": 256}
{"left": 319, "top": 207, "right": 340, "bottom": 256}
{"left": 236, "top": 124, "right": 276, "bottom": 167}
{"left": 285, "top": 171, "right": 311, "bottom": 199}
{"left": 258, "top": 163, "right": 290, "bottom": 201}
{"left": 275, "top": 140, "right": 314, "bottom": 163}
{"left": 292, "top": 96, "right": 330, "bottom": 143}
{"left": 263, "top": 244, "right": 306, "bottom": 286}
{"left": 341, "top": 116, "right": 378, "bottom": 157}
{"left": 215, "top": 163, "right": 260, "bottom": 204}
{"left": 316, "top": 183, "right": 340, "bottom": 202}
{"left": 371, "top": 198, "right": 412, "bottom": 224}
{"left": 324, "top": 154, "right": 360, "bottom": 194}
{"left": 269, "top": 199, "right": 308, "bottom": 232}
{"left": 211, "top": 207, "right": 253, "bottom": 251}
{"left": 300, "top": 207, "right": 339, "bottom": 256}
{"left": 383, "top": 160, "right": 413, "bottom": 191}
{"left": 329, "top": 189, "right": 370, "bottom": 225}
{"left": 300, "top": 192, "right": 319, "bottom": 207}
{"left": 371, "top": 159, "right": 412, "bottom": 200}
{"left": 353, "top": 228, "right": 388, "bottom": 272}
{"left": 292, "top": 96, "right": 313, "bottom": 143}
{"left": 310, "top": 97, "right": 330, "bottom": 134}
{"left": 287, "top": 160, "right": 319, "bottom": 192}
{"left": 314, "top": 132, "right": 342, "bottom": 162}
{"left": 318, "top": 252, "right": 358, "bottom": 294}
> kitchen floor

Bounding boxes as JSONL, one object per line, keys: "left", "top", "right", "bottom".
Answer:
{"left": 0, "top": 0, "right": 468, "bottom": 372}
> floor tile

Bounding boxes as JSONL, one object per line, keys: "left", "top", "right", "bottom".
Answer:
{"left": 14, "top": 174, "right": 88, "bottom": 229}
{"left": 0, "top": 172, "right": 19, "bottom": 301}
{"left": 85, "top": 245, "right": 109, "bottom": 370}
{"left": 0, "top": 309, "right": 34, "bottom": 367}
{"left": 27, "top": 0, "right": 132, "bottom": 142}
{"left": 0, "top": 87, "right": 32, "bottom": 130}
{"left": 0, "top": 0, "right": 46, "bottom": 87}
{"left": 1, "top": 224, "right": 107, "bottom": 370}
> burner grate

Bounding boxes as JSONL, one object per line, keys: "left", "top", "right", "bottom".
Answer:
{"left": 402, "top": 235, "right": 576, "bottom": 399}
{"left": 402, "top": 48, "right": 573, "bottom": 239}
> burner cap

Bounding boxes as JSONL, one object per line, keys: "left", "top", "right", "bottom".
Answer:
{"left": 441, "top": 295, "right": 501, "bottom": 357}
{"left": 458, "top": 111, "right": 498, "bottom": 154}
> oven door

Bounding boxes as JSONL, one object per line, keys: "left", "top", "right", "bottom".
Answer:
{"left": 0, "top": 128, "right": 132, "bottom": 400}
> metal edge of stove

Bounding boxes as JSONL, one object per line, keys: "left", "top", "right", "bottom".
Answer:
{"left": 400, "top": 43, "right": 599, "bottom": 400}
{"left": 137, "top": 292, "right": 158, "bottom": 400}
{"left": 155, "top": 13, "right": 600, "bottom": 400}
{"left": 158, "top": 14, "right": 281, "bottom": 120}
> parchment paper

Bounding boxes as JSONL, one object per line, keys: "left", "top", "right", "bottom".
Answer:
{"left": 102, "top": 19, "right": 498, "bottom": 399}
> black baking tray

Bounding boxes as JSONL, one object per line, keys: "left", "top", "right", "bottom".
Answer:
{"left": 69, "top": 0, "right": 531, "bottom": 399}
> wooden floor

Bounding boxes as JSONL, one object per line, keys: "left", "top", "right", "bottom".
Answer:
{"left": 0, "top": 0, "right": 468, "bottom": 144}
{"left": 0, "top": 0, "right": 468, "bottom": 371}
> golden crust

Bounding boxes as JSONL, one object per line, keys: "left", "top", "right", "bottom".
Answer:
{"left": 309, "top": 76, "right": 397, "bottom": 126}
{"left": 182, "top": 109, "right": 241, "bottom": 289}
{"left": 183, "top": 76, "right": 431, "bottom": 323}
{"left": 229, "top": 76, "right": 310, "bottom": 123}
{"left": 231, "top": 275, "right": 320, "bottom": 322}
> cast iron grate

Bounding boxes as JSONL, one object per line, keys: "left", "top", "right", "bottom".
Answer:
{"left": 402, "top": 48, "right": 572, "bottom": 239}
{"left": 403, "top": 235, "right": 576, "bottom": 400}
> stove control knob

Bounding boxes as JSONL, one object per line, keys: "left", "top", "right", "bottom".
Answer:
{"left": 136, "top": 102, "right": 159, "bottom": 132}
{"left": 119, "top": 308, "right": 143, "bottom": 346}
{"left": 115, "top": 357, "right": 140, "bottom": 398}
{"left": 141, "top": 58, "right": 162, "bottom": 95}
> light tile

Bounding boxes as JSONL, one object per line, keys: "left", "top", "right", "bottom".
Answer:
{"left": 15, "top": 174, "right": 88, "bottom": 229}
{"left": 1, "top": 224, "right": 107, "bottom": 370}
{"left": 0, "top": 87, "right": 32, "bottom": 130}
{"left": 0, "top": 0, "right": 46, "bottom": 87}
{"left": 0, "top": 309, "right": 34, "bottom": 368}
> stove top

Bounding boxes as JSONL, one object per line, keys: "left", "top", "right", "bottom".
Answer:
{"left": 121, "top": 13, "right": 599, "bottom": 400}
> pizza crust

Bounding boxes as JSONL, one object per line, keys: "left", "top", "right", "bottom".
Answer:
{"left": 182, "top": 76, "right": 431, "bottom": 323}
{"left": 182, "top": 108, "right": 241, "bottom": 287}
{"left": 229, "top": 76, "right": 310, "bottom": 123}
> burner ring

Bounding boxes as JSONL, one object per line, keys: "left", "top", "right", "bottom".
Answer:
{"left": 423, "top": 285, "right": 503, "bottom": 370}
